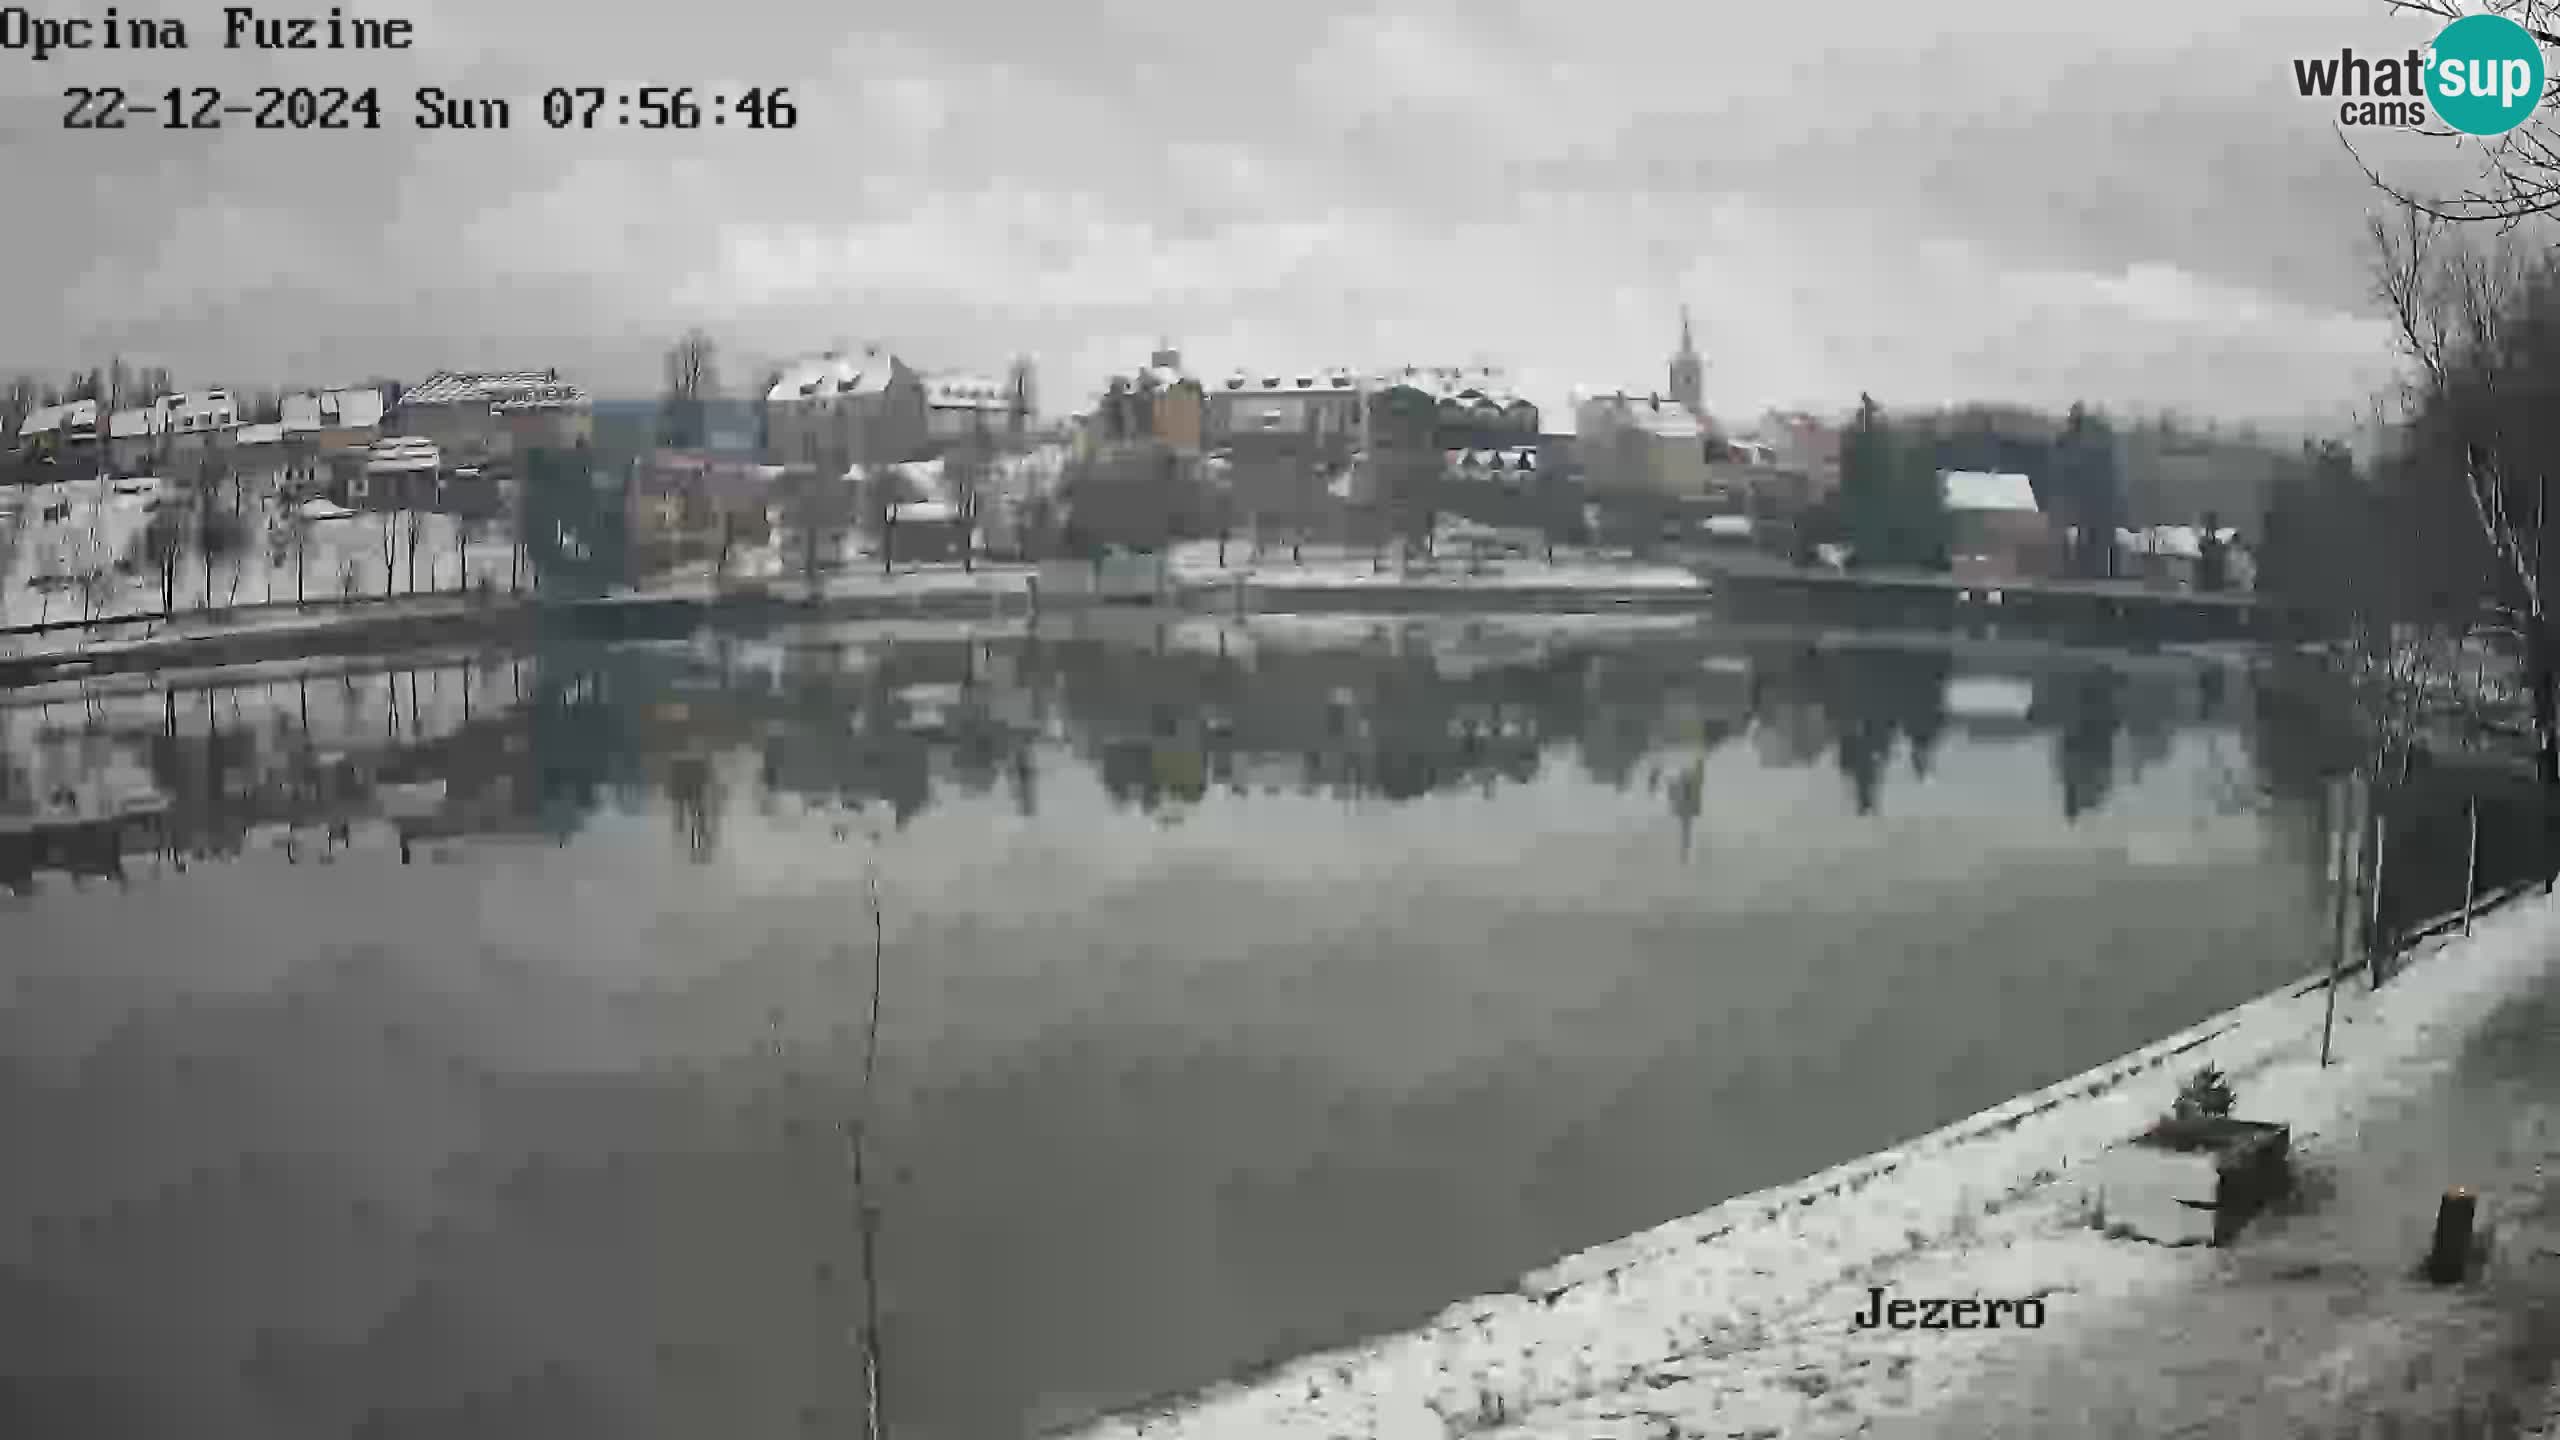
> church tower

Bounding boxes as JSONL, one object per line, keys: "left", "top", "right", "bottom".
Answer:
{"left": 1667, "top": 304, "right": 1705, "bottom": 419}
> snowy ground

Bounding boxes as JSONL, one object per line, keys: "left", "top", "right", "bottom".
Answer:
{"left": 1066, "top": 892, "right": 2560, "bottom": 1439}
{"left": 1168, "top": 540, "right": 1704, "bottom": 592}
{"left": 1, "top": 482, "right": 522, "bottom": 637}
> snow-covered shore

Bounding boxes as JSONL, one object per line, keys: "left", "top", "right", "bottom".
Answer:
{"left": 1169, "top": 540, "right": 1703, "bottom": 594}
{"left": 1064, "top": 889, "right": 2560, "bottom": 1439}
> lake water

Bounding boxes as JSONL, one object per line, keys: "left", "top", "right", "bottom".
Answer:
{"left": 0, "top": 613, "right": 2343, "bottom": 1439}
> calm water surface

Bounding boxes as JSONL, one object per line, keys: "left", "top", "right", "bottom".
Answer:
{"left": 0, "top": 613, "right": 2337, "bottom": 1439}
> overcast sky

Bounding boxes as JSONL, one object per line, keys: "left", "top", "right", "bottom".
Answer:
{"left": 0, "top": 0, "right": 2491, "bottom": 429}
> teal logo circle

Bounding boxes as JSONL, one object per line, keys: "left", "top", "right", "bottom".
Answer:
{"left": 2426, "top": 14, "right": 2547, "bottom": 136}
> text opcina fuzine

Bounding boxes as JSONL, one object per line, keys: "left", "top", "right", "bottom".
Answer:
{"left": 1850, "top": 1285, "right": 2046, "bottom": 1331}
{"left": 1, "top": 6, "right": 417, "bottom": 63}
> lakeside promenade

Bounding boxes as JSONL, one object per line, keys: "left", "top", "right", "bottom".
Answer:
{"left": 1063, "top": 891, "right": 2560, "bottom": 1439}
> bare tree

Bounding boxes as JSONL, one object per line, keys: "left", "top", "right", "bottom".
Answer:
{"left": 1, "top": 374, "right": 39, "bottom": 449}
{"left": 661, "top": 329, "right": 720, "bottom": 450}
{"left": 70, "top": 492, "right": 114, "bottom": 625}
{"left": 788, "top": 466, "right": 856, "bottom": 600}
{"left": 2347, "top": 0, "right": 2560, "bottom": 225}
{"left": 950, "top": 411, "right": 992, "bottom": 574}
{"left": 379, "top": 509, "right": 398, "bottom": 601}
{"left": 2370, "top": 202, "right": 2560, "bottom": 789}
{"left": 1005, "top": 354, "right": 1037, "bottom": 449}
{"left": 865, "top": 463, "right": 906, "bottom": 577}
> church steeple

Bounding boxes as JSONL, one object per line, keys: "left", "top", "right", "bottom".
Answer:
{"left": 1668, "top": 304, "right": 1705, "bottom": 418}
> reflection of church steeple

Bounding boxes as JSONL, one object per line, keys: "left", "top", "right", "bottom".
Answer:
{"left": 1668, "top": 304, "right": 1704, "bottom": 418}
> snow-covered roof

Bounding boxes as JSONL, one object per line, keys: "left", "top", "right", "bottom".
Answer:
{"left": 1444, "top": 446, "right": 1540, "bottom": 472}
{"left": 1941, "top": 470, "right": 2040, "bottom": 513}
{"left": 1577, "top": 391, "right": 1707, "bottom": 443}
{"left": 18, "top": 400, "right": 98, "bottom": 438}
{"left": 1377, "top": 365, "right": 1531, "bottom": 408}
{"left": 768, "top": 351, "right": 899, "bottom": 404}
{"left": 108, "top": 406, "right": 163, "bottom": 439}
{"left": 884, "top": 457, "right": 946, "bottom": 493}
{"left": 235, "top": 422, "right": 285, "bottom": 447}
{"left": 1633, "top": 407, "right": 1702, "bottom": 441}
{"left": 1218, "top": 368, "right": 1362, "bottom": 394}
{"left": 404, "top": 369, "right": 582, "bottom": 408}
{"left": 1702, "top": 513, "right": 1754, "bottom": 537}
{"left": 924, "top": 373, "right": 1010, "bottom": 410}
{"left": 159, "top": 389, "right": 234, "bottom": 417}
{"left": 890, "top": 499, "right": 960, "bottom": 524}
{"left": 282, "top": 387, "right": 386, "bottom": 432}
{"left": 366, "top": 436, "right": 440, "bottom": 472}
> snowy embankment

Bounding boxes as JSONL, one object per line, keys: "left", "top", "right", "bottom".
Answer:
{"left": 1168, "top": 541, "right": 1703, "bottom": 593}
{"left": 1069, "top": 892, "right": 2560, "bottom": 1440}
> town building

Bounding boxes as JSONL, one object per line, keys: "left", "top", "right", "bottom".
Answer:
{"left": 281, "top": 387, "right": 387, "bottom": 450}
{"left": 1076, "top": 347, "right": 1208, "bottom": 462}
{"left": 1575, "top": 389, "right": 1709, "bottom": 499}
{"left": 628, "top": 450, "right": 779, "bottom": 571}
{"left": 106, "top": 404, "right": 166, "bottom": 473}
{"left": 229, "top": 423, "right": 290, "bottom": 492}
{"left": 349, "top": 436, "right": 441, "bottom": 511}
{"left": 923, "top": 372, "right": 1019, "bottom": 454}
{"left": 1205, "top": 365, "right": 1364, "bottom": 447}
{"left": 2115, "top": 523, "right": 2250, "bottom": 590}
{"left": 1360, "top": 366, "right": 1540, "bottom": 541}
{"left": 1748, "top": 410, "right": 1844, "bottom": 497}
{"left": 158, "top": 390, "right": 240, "bottom": 455}
{"left": 764, "top": 348, "right": 927, "bottom": 472}
{"left": 1942, "top": 469, "right": 2059, "bottom": 584}
{"left": 395, "top": 369, "right": 592, "bottom": 464}
{"left": 1199, "top": 365, "right": 1362, "bottom": 538}
{"left": 16, "top": 400, "right": 100, "bottom": 462}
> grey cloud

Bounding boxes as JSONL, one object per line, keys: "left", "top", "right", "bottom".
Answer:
{"left": 0, "top": 0, "right": 2463, "bottom": 417}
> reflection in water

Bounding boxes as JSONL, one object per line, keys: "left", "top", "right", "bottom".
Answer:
{"left": 0, "top": 622, "right": 2197, "bottom": 877}
{"left": 0, "top": 617, "right": 2342, "bottom": 1440}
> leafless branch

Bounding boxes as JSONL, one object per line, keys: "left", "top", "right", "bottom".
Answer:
{"left": 2354, "top": 0, "right": 2560, "bottom": 225}
{"left": 2367, "top": 200, "right": 2549, "bottom": 619}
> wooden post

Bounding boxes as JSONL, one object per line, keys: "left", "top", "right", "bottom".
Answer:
{"left": 2321, "top": 783, "right": 2347, "bottom": 1068}
{"left": 2425, "top": 1186, "right": 2477, "bottom": 1284}
{"left": 2463, "top": 795, "right": 2481, "bottom": 937}
{"left": 2366, "top": 806, "right": 2389, "bottom": 989}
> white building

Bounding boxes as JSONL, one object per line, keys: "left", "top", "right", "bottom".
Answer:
{"left": 922, "top": 373, "right": 1012, "bottom": 446}
{"left": 106, "top": 405, "right": 167, "bottom": 470}
{"left": 281, "top": 387, "right": 387, "bottom": 439}
{"left": 1574, "top": 388, "right": 1709, "bottom": 496}
{"left": 16, "top": 399, "right": 101, "bottom": 456}
{"left": 158, "top": 390, "right": 240, "bottom": 439}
